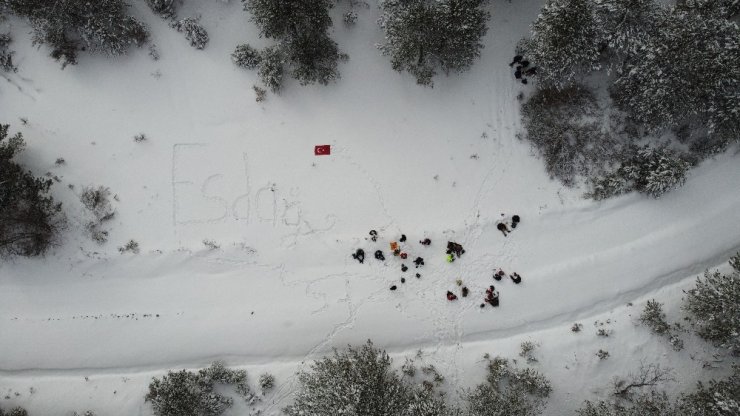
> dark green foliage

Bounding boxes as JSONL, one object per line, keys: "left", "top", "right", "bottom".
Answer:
{"left": 466, "top": 356, "right": 551, "bottom": 416}
{"left": 684, "top": 263, "right": 740, "bottom": 355}
{"left": 238, "top": 0, "right": 344, "bottom": 89}
{"left": 677, "top": 0, "right": 740, "bottom": 19}
{"left": 611, "top": 9, "right": 740, "bottom": 139}
{"left": 576, "top": 391, "right": 675, "bottom": 416}
{"left": 0, "top": 407, "right": 29, "bottom": 416}
{"left": 147, "top": 0, "right": 177, "bottom": 18}
{"left": 2, "top": 0, "right": 148, "bottom": 68}
{"left": 0, "top": 33, "right": 16, "bottom": 72}
{"left": 257, "top": 46, "right": 284, "bottom": 93}
{"left": 232, "top": 44, "right": 262, "bottom": 70}
{"left": 284, "top": 341, "right": 458, "bottom": 416}
{"left": 378, "top": 0, "right": 490, "bottom": 86}
{"left": 523, "top": 0, "right": 601, "bottom": 89}
{"left": 145, "top": 362, "right": 253, "bottom": 416}
{"left": 0, "top": 125, "right": 64, "bottom": 257}
{"left": 588, "top": 145, "right": 691, "bottom": 199}
{"left": 677, "top": 367, "right": 740, "bottom": 415}
{"left": 521, "top": 85, "right": 618, "bottom": 186}
{"left": 170, "top": 17, "right": 209, "bottom": 50}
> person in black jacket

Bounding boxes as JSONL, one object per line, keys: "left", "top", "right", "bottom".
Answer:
{"left": 352, "top": 249, "right": 365, "bottom": 263}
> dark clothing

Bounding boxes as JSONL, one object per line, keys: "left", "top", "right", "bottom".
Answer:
{"left": 521, "top": 78, "right": 528, "bottom": 85}
{"left": 512, "top": 215, "right": 520, "bottom": 223}
{"left": 414, "top": 257, "right": 425, "bottom": 267}
{"left": 509, "top": 55, "right": 523, "bottom": 66}
{"left": 401, "top": 278, "right": 406, "bottom": 283}
{"left": 488, "top": 296, "right": 500, "bottom": 307}
{"left": 521, "top": 60, "right": 529, "bottom": 68}
{"left": 447, "top": 242, "right": 465, "bottom": 258}
{"left": 511, "top": 273, "right": 522, "bottom": 284}
{"left": 525, "top": 67, "right": 537, "bottom": 76}
{"left": 390, "top": 285, "right": 397, "bottom": 291}
{"left": 447, "top": 291, "right": 458, "bottom": 301}
{"left": 352, "top": 249, "right": 365, "bottom": 264}
{"left": 497, "top": 223, "right": 509, "bottom": 236}
{"left": 416, "top": 273, "right": 421, "bottom": 278}
{"left": 462, "top": 287, "right": 469, "bottom": 297}
{"left": 374, "top": 250, "right": 385, "bottom": 261}
{"left": 369, "top": 230, "right": 378, "bottom": 242}
{"left": 400, "top": 234, "right": 407, "bottom": 242}
{"left": 401, "top": 265, "right": 408, "bottom": 272}
{"left": 515, "top": 70, "right": 522, "bottom": 79}
{"left": 420, "top": 238, "right": 431, "bottom": 246}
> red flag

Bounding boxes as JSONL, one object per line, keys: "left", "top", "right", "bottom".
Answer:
{"left": 314, "top": 145, "right": 331, "bottom": 156}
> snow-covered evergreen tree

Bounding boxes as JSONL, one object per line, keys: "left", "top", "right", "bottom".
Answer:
{"left": 170, "top": 17, "right": 209, "bottom": 50}
{"left": 257, "top": 46, "right": 284, "bottom": 93}
{"left": 232, "top": 44, "right": 262, "bottom": 70}
{"left": 678, "top": 367, "right": 740, "bottom": 415}
{"left": 576, "top": 392, "right": 675, "bottom": 416}
{"left": 611, "top": 9, "right": 740, "bottom": 139}
{"left": 677, "top": 0, "right": 740, "bottom": 19}
{"left": 0, "top": 407, "right": 29, "bottom": 416}
{"left": 0, "top": 33, "right": 15, "bottom": 72}
{"left": 241, "top": 0, "right": 344, "bottom": 88}
{"left": 523, "top": 0, "right": 602, "bottom": 89}
{"left": 145, "top": 362, "right": 255, "bottom": 416}
{"left": 592, "top": 0, "right": 663, "bottom": 60}
{"left": 466, "top": 356, "right": 551, "bottom": 416}
{"left": 0, "top": 125, "right": 64, "bottom": 257}
{"left": 618, "top": 145, "right": 691, "bottom": 198}
{"left": 2, "top": 0, "right": 148, "bottom": 67}
{"left": 147, "top": 0, "right": 177, "bottom": 18}
{"left": 684, "top": 260, "right": 740, "bottom": 355}
{"left": 284, "top": 341, "right": 411, "bottom": 416}
{"left": 378, "top": 0, "right": 490, "bottom": 87}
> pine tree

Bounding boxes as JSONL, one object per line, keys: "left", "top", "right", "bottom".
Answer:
{"left": 618, "top": 145, "right": 691, "bottom": 198}
{"left": 684, "top": 264, "right": 740, "bottom": 355}
{"left": 0, "top": 33, "right": 15, "bottom": 72}
{"left": 147, "top": 0, "right": 177, "bottom": 18}
{"left": 378, "top": 0, "right": 490, "bottom": 87}
{"left": 232, "top": 44, "right": 262, "bottom": 70}
{"left": 466, "top": 357, "right": 551, "bottom": 416}
{"left": 0, "top": 125, "right": 64, "bottom": 257}
{"left": 678, "top": 367, "right": 740, "bottom": 415}
{"left": 170, "top": 17, "right": 209, "bottom": 50}
{"left": 3, "top": 0, "right": 148, "bottom": 68}
{"left": 592, "top": 0, "right": 663, "bottom": 60}
{"left": 240, "top": 0, "right": 344, "bottom": 89}
{"left": 524, "top": 0, "right": 602, "bottom": 89}
{"left": 576, "top": 392, "right": 676, "bottom": 416}
{"left": 611, "top": 9, "right": 740, "bottom": 138}
{"left": 257, "top": 46, "right": 284, "bottom": 93}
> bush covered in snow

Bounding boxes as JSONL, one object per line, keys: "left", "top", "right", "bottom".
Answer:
{"left": 0, "top": 407, "right": 29, "bottom": 416}
{"left": 576, "top": 391, "right": 675, "bottom": 416}
{"left": 2, "top": 0, "right": 148, "bottom": 68}
{"left": 684, "top": 255, "right": 740, "bottom": 355}
{"left": 520, "top": 85, "right": 619, "bottom": 186}
{"left": 170, "top": 17, "right": 209, "bottom": 50}
{"left": 377, "top": 0, "right": 490, "bottom": 87}
{"left": 284, "top": 341, "right": 458, "bottom": 416}
{"left": 0, "top": 125, "right": 64, "bottom": 257}
{"left": 678, "top": 366, "right": 740, "bottom": 415}
{"left": 466, "top": 356, "right": 552, "bottom": 416}
{"left": 147, "top": 0, "right": 177, "bottom": 18}
{"left": 588, "top": 145, "right": 691, "bottom": 199}
{"left": 146, "top": 361, "right": 255, "bottom": 416}
{"left": 0, "top": 33, "right": 16, "bottom": 72}
{"left": 238, "top": 0, "right": 345, "bottom": 90}
{"left": 639, "top": 299, "right": 684, "bottom": 351}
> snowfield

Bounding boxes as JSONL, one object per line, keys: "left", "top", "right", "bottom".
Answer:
{"left": 1, "top": 0, "right": 738, "bottom": 415}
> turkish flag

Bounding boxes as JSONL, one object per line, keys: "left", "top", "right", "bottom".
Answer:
{"left": 314, "top": 145, "right": 331, "bottom": 156}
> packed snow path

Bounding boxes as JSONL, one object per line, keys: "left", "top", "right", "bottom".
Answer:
{"left": 1, "top": 0, "right": 739, "bottom": 381}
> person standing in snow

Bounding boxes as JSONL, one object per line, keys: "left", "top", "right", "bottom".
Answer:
{"left": 511, "top": 215, "right": 521, "bottom": 229}
{"left": 414, "top": 257, "right": 424, "bottom": 268}
{"left": 352, "top": 248, "right": 365, "bottom": 264}
{"left": 420, "top": 238, "right": 431, "bottom": 246}
{"left": 369, "top": 230, "right": 378, "bottom": 242}
{"left": 509, "top": 55, "right": 523, "bottom": 66}
{"left": 375, "top": 250, "right": 385, "bottom": 261}
{"left": 447, "top": 291, "right": 458, "bottom": 301}
{"left": 510, "top": 272, "right": 522, "bottom": 284}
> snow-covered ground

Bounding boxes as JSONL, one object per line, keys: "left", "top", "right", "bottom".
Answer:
{"left": 1, "top": 0, "right": 739, "bottom": 414}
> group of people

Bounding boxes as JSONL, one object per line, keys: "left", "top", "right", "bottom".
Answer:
{"left": 509, "top": 55, "right": 537, "bottom": 85}
{"left": 352, "top": 228, "right": 525, "bottom": 308}
{"left": 496, "top": 214, "right": 521, "bottom": 237}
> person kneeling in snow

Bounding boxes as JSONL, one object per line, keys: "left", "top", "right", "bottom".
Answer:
{"left": 375, "top": 250, "right": 385, "bottom": 261}
{"left": 447, "top": 291, "right": 458, "bottom": 301}
{"left": 414, "top": 257, "right": 424, "bottom": 268}
{"left": 420, "top": 238, "right": 431, "bottom": 246}
{"left": 510, "top": 272, "right": 522, "bottom": 284}
{"left": 497, "top": 223, "right": 510, "bottom": 236}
